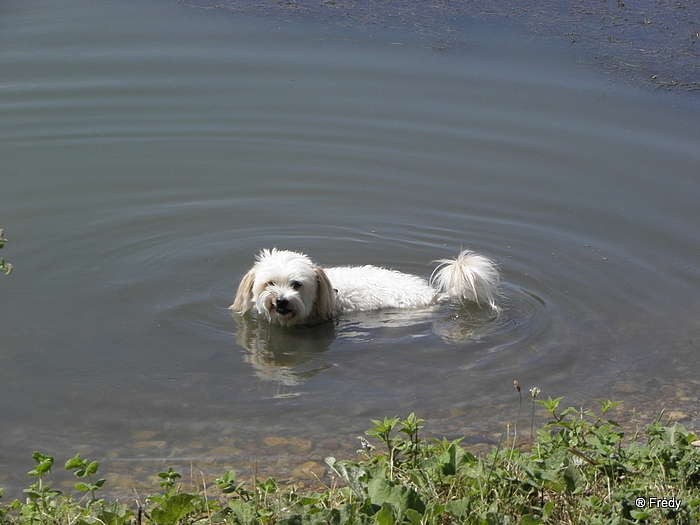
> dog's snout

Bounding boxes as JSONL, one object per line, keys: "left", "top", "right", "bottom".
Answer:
{"left": 275, "top": 297, "right": 289, "bottom": 308}
{"left": 273, "top": 297, "right": 292, "bottom": 315}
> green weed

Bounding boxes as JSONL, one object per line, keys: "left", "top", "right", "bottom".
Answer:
{"left": 0, "top": 228, "right": 12, "bottom": 275}
{"left": 1, "top": 393, "right": 699, "bottom": 525}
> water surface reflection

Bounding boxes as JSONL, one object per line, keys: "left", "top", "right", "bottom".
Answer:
{"left": 1, "top": 0, "right": 699, "bottom": 497}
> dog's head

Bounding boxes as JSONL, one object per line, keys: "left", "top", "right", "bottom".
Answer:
{"left": 230, "top": 249, "right": 335, "bottom": 326}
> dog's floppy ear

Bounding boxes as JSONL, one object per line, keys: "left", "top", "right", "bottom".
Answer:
{"left": 230, "top": 268, "right": 256, "bottom": 313}
{"left": 313, "top": 267, "right": 335, "bottom": 321}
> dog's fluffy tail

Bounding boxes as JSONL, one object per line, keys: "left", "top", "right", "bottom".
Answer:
{"left": 431, "top": 249, "right": 500, "bottom": 310}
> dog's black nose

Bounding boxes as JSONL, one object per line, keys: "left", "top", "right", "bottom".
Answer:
{"left": 274, "top": 297, "right": 291, "bottom": 314}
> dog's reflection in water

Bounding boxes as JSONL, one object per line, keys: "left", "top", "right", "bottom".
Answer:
{"left": 234, "top": 313, "right": 337, "bottom": 388}
{"left": 233, "top": 301, "right": 499, "bottom": 392}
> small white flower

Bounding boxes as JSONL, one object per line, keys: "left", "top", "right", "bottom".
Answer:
{"left": 357, "top": 436, "right": 374, "bottom": 452}
{"left": 530, "top": 387, "right": 541, "bottom": 398}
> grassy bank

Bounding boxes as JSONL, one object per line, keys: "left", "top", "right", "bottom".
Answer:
{"left": 1, "top": 395, "right": 699, "bottom": 524}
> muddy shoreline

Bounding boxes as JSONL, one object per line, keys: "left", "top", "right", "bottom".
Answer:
{"left": 183, "top": 0, "right": 700, "bottom": 100}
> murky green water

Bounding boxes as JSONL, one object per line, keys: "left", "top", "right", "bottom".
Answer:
{"left": 1, "top": 0, "right": 699, "bottom": 496}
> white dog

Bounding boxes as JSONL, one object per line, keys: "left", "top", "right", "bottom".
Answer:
{"left": 230, "top": 248, "right": 500, "bottom": 326}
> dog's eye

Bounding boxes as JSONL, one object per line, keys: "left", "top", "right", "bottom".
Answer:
{"left": 291, "top": 280, "right": 302, "bottom": 290}
{"left": 266, "top": 281, "right": 276, "bottom": 287}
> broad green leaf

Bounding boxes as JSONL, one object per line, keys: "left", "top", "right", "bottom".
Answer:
{"left": 228, "top": 498, "right": 259, "bottom": 525}
{"left": 86, "top": 460, "right": 99, "bottom": 476}
{"left": 373, "top": 503, "right": 395, "bottom": 525}
{"left": 150, "top": 493, "right": 197, "bottom": 525}
{"left": 367, "top": 477, "right": 425, "bottom": 518}
{"left": 64, "top": 455, "right": 86, "bottom": 471}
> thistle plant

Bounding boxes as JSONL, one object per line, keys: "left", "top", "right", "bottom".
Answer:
{"left": 397, "top": 413, "right": 424, "bottom": 469}
{"left": 512, "top": 380, "right": 522, "bottom": 455}
{"left": 530, "top": 386, "right": 541, "bottom": 442}
{"left": 365, "top": 416, "right": 400, "bottom": 478}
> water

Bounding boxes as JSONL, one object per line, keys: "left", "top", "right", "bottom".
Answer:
{"left": 1, "top": 0, "right": 699, "bottom": 496}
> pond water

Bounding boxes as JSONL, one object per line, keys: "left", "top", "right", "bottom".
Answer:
{"left": 1, "top": 0, "right": 699, "bottom": 496}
